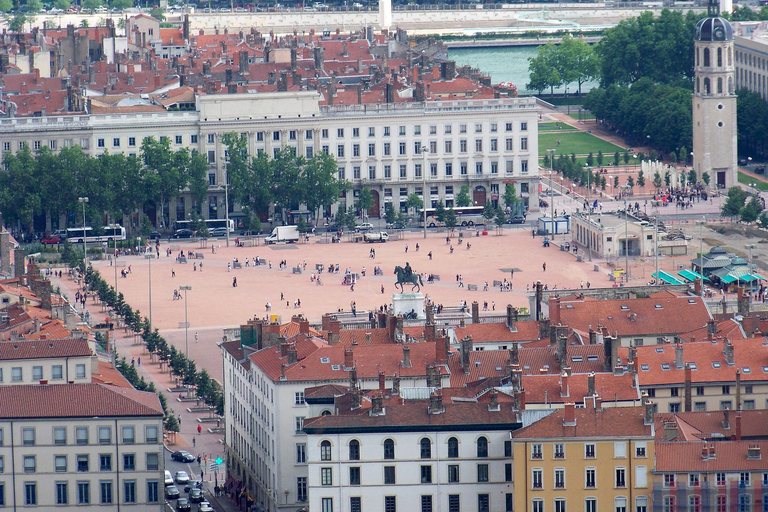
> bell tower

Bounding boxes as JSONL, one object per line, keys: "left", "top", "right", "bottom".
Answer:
{"left": 692, "top": 0, "right": 737, "bottom": 190}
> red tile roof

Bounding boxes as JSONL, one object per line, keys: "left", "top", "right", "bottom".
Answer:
{"left": 24, "top": 319, "right": 74, "bottom": 340}
{"left": 454, "top": 320, "right": 542, "bottom": 344}
{"left": 655, "top": 440, "right": 768, "bottom": 472}
{"left": 655, "top": 409, "right": 768, "bottom": 441}
{"left": 92, "top": 360, "right": 135, "bottom": 389}
{"left": 0, "top": 338, "right": 91, "bottom": 360}
{"left": 511, "top": 405, "right": 653, "bottom": 439}
{"left": 517, "top": 372, "right": 640, "bottom": 406}
{"left": 677, "top": 318, "right": 746, "bottom": 343}
{"left": 635, "top": 337, "right": 768, "bottom": 385}
{"left": 0, "top": 383, "right": 163, "bottom": 418}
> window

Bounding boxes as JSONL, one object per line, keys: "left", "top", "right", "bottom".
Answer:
{"left": 190, "top": 135, "right": 198, "bottom": 144}
{"left": 555, "top": 499, "right": 566, "bottom": 512}
{"left": 384, "top": 142, "right": 391, "bottom": 156}
{"left": 614, "top": 442, "right": 627, "bottom": 458}
{"left": 636, "top": 496, "right": 648, "bottom": 512}
{"left": 55, "top": 455, "right": 67, "bottom": 472}
{"left": 384, "top": 466, "right": 396, "bottom": 484}
{"left": 478, "top": 464, "right": 489, "bottom": 482}
{"left": 147, "top": 480, "right": 159, "bottom": 503}
{"left": 420, "top": 438, "right": 432, "bottom": 459}
{"left": 421, "top": 495, "right": 433, "bottom": 512}
{"left": 295, "top": 417, "right": 305, "bottom": 433}
{"left": 146, "top": 425, "right": 158, "bottom": 444}
{"left": 97, "top": 138, "right": 105, "bottom": 148}
{"left": 505, "top": 440, "right": 512, "bottom": 457}
{"left": 532, "top": 444, "right": 543, "bottom": 459}
{"left": 385, "top": 496, "right": 397, "bottom": 512}
{"left": 296, "top": 443, "right": 307, "bottom": 464}
{"left": 616, "top": 468, "right": 627, "bottom": 488}
{"left": 532, "top": 468, "right": 543, "bottom": 489}
{"left": 740, "top": 472, "right": 750, "bottom": 487}
{"left": 716, "top": 495, "right": 726, "bottom": 512}
{"left": 505, "top": 463, "right": 512, "bottom": 482}
{"left": 146, "top": 452, "right": 159, "bottom": 471}
{"left": 76, "top": 426, "right": 88, "bottom": 445}
{"left": 585, "top": 443, "right": 596, "bottom": 458}
{"left": 744, "top": 400, "right": 756, "bottom": 409}
{"left": 353, "top": 144, "right": 360, "bottom": 157}
{"left": 460, "top": 140, "right": 467, "bottom": 153}
{"left": 77, "top": 454, "right": 89, "bottom": 472}
{"left": 321, "top": 467, "right": 333, "bottom": 486}
{"left": 689, "top": 473, "right": 700, "bottom": 487}
{"left": 476, "top": 436, "right": 489, "bottom": 457}
{"left": 521, "top": 159, "right": 528, "bottom": 174}
{"left": 349, "top": 466, "right": 361, "bottom": 486}
{"left": 368, "top": 143, "right": 376, "bottom": 157}
{"left": 349, "top": 440, "right": 360, "bottom": 460}
{"left": 717, "top": 472, "right": 726, "bottom": 486}
{"left": 475, "top": 139, "right": 483, "bottom": 152}
{"left": 112, "top": 138, "right": 120, "bottom": 147}
{"left": 322, "top": 498, "right": 334, "bottom": 512}
{"left": 121, "top": 426, "right": 134, "bottom": 444}
{"left": 586, "top": 468, "right": 596, "bottom": 488}
{"left": 555, "top": 468, "right": 565, "bottom": 488}
{"left": 478, "top": 494, "right": 490, "bottom": 512}
{"left": 384, "top": 439, "right": 395, "bottom": 459}
{"left": 321, "top": 440, "right": 332, "bottom": 461}
{"left": 448, "top": 464, "right": 460, "bottom": 483}
{"left": 75, "top": 364, "right": 86, "bottom": 378}
{"left": 532, "top": 499, "right": 544, "bottom": 512}
{"left": 616, "top": 497, "right": 628, "bottom": 512}
{"left": 449, "top": 495, "right": 461, "bottom": 512}
{"left": 10, "top": 366, "right": 22, "bottom": 382}
{"left": 586, "top": 498, "right": 597, "bottom": 512}
{"left": 124, "top": 481, "right": 136, "bottom": 503}
{"left": 78, "top": 482, "right": 90, "bottom": 504}
{"left": 51, "top": 364, "right": 63, "bottom": 380}
{"left": 32, "top": 366, "right": 43, "bottom": 380}
{"left": 636, "top": 466, "right": 648, "bottom": 488}
{"left": 664, "top": 474, "right": 675, "bottom": 487}
{"left": 635, "top": 442, "right": 647, "bottom": 457}
{"left": 421, "top": 465, "right": 433, "bottom": 483}
{"left": 207, "top": 133, "right": 215, "bottom": 144}
{"left": 721, "top": 400, "right": 733, "bottom": 410}
{"left": 297, "top": 477, "right": 307, "bottom": 501}
{"left": 671, "top": 388, "right": 680, "bottom": 397}
{"left": 554, "top": 443, "right": 565, "bottom": 459}
{"left": 100, "top": 454, "right": 112, "bottom": 471}
{"left": 23, "top": 455, "right": 36, "bottom": 473}
{"left": 22, "top": 427, "right": 35, "bottom": 445}
{"left": 25, "top": 482, "right": 36, "bottom": 505}
{"left": 521, "top": 137, "right": 528, "bottom": 150}
{"left": 294, "top": 392, "right": 305, "bottom": 405}
{"left": 56, "top": 482, "right": 68, "bottom": 504}
{"left": 54, "top": 427, "right": 67, "bottom": 445}
{"left": 723, "top": 385, "right": 731, "bottom": 394}
{"left": 739, "top": 495, "right": 751, "bottom": 512}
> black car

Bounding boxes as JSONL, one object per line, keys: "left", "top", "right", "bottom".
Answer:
{"left": 148, "top": 231, "right": 161, "bottom": 242}
{"left": 171, "top": 450, "right": 196, "bottom": 463}
{"left": 509, "top": 215, "right": 526, "bottom": 224}
{"left": 184, "top": 480, "right": 203, "bottom": 493}
{"left": 177, "top": 498, "right": 192, "bottom": 511}
{"left": 325, "top": 224, "right": 343, "bottom": 233}
{"left": 189, "top": 488, "right": 205, "bottom": 503}
{"left": 172, "top": 229, "right": 195, "bottom": 239}
{"left": 165, "top": 485, "right": 180, "bottom": 500}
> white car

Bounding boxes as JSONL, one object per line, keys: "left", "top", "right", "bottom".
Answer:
{"left": 198, "top": 502, "right": 214, "bottom": 512}
{"left": 354, "top": 223, "right": 374, "bottom": 232}
{"left": 164, "top": 470, "right": 174, "bottom": 486}
{"left": 175, "top": 471, "right": 190, "bottom": 484}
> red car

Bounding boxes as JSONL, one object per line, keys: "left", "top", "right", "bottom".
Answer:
{"left": 41, "top": 236, "right": 62, "bottom": 244}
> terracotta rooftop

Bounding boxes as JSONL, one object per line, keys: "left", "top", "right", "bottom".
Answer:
{"left": 0, "top": 338, "right": 91, "bottom": 360}
{"left": 92, "top": 360, "right": 135, "bottom": 389}
{"left": 655, "top": 440, "right": 768, "bottom": 472}
{"left": 24, "top": 319, "right": 74, "bottom": 340}
{"left": 0, "top": 383, "right": 163, "bottom": 418}
{"left": 220, "top": 340, "right": 251, "bottom": 371}
{"left": 655, "top": 409, "right": 768, "bottom": 441}
{"left": 515, "top": 371, "right": 640, "bottom": 406}
{"left": 453, "top": 320, "right": 542, "bottom": 344}
{"left": 677, "top": 318, "right": 746, "bottom": 343}
{"left": 511, "top": 404, "right": 653, "bottom": 439}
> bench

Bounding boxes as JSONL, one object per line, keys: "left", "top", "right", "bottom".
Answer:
{"left": 292, "top": 267, "right": 302, "bottom": 274}
{"left": 195, "top": 253, "right": 204, "bottom": 260}
{"left": 257, "top": 258, "right": 266, "bottom": 265}
{"left": 233, "top": 262, "right": 242, "bottom": 269}
{"left": 467, "top": 284, "right": 478, "bottom": 291}
{"left": 176, "top": 256, "right": 187, "bottom": 264}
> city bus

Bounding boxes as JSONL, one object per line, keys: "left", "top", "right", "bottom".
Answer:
{"left": 418, "top": 206, "right": 486, "bottom": 228}
{"left": 173, "top": 219, "right": 235, "bottom": 233}
{"left": 66, "top": 224, "right": 127, "bottom": 243}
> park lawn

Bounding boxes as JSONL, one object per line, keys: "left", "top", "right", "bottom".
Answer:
{"left": 539, "top": 132, "right": 625, "bottom": 157}
{"left": 539, "top": 122, "right": 578, "bottom": 132}
{"left": 738, "top": 171, "right": 768, "bottom": 191}
{"left": 569, "top": 112, "right": 596, "bottom": 120}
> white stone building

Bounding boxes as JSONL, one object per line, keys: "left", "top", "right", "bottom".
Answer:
{"left": 0, "top": 338, "right": 94, "bottom": 385}
{"left": 0, "top": 383, "right": 165, "bottom": 511}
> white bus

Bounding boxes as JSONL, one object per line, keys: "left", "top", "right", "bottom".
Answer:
{"left": 418, "top": 206, "right": 486, "bottom": 228}
{"left": 173, "top": 218, "right": 235, "bottom": 233}
{"left": 66, "top": 224, "right": 127, "bottom": 243}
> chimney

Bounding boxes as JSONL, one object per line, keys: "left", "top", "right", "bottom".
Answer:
{"left": 557, "top": 334, "right": 567, "bottom": 369}
{"left": 684, "top": 364, "right": 692, "bottom": 412}
{"left": 663, "top": 421, "right": 678, "bottom": 440}
{"left": 279, "top": 339, "right": 289, "bottom": 357}
{"left": 506, "top": 305, "right": 518, "bottom": 331}
{"left": 675, "top": 341, "right": 684, "bottom": 370}
{"left": 723, "top": 338, "right": 734, "bottom": 366}
{"left": 550, "top": 296, "right": 561, "bottom": 325}
{"left": 707, "top": 318, "right": 717, "bottom": 339}
{"left": 488, "top": 389, "right": 499, "bottom": 411}
{"left": 351, "top": 388, "right": 362, "bottom": 410}
{"left": 435, "top": 334, "right": 448, "bottom": 365}
{"left": 280, "top": 364, "right": 286, "bottom": 380}
{"left": 694, "top": 277, "right": 702, "bottom": 296}
{"left": 402, "top": 345, "right": 412, "bottom": 368}
{"left": 378, "top": 371, "right": 385, "bottom": 391}
{"left": 428, "top": 390, "right": 444, "bottom": 414}
{"left": 471, "top": 301, "right": 479, "bottom": 323}
{"left": 344, "top": 348, "right": 354, "bottom": 370}
{"left": 286, "top": 344, "right": 298, "bottom": 365}
{"left": 539, "top": 318, "right": 551, "bottom": 340}
{"left": 736, "top": 369, "right": 742, "bottom": 411}
{"left": 425, "top": 323, "right": 436, "bottom": 342}
{"left": 370, "top": 393, "right": 384, "bottom": 415}
{"left": 299, "top": 317, "right": 310, "bottom": 334}
{"left": 509, "top": 343, "right": 519, "bottom": 365}
{"left": 329, "top": 317, "right": 341, "bottom": 343}
{"left": 560, "top": 371, "right": 569, "bottom": 398}
{"left": 701, "top": 444, "right": 709, "bottom": 460}
{"left": 722, "top": 408, "right": 730, "bottom": 429}
{"left": 349, "top": 367, "right": 358, "bottom": 387}
{"left": 392, "top": 373, "right": 400, "bottom": 395}
{"left": 587, "top": 372, "right": 595, "bottom": 396}
{"left": 535, "top": 281, "right": 544, "bottom": 320}
{"left": 239, "top": 50, "right": 249, "bottom": 74}
{"left": 594, "top": 394, "right": 602, "bottom": 411}
{"left": 644, "top": 400, "right": 655, "bottom": 426}
{"left": 460, "top": 336, "right": 472, "bottom": 374}
{"left": 735, "top": 413, "right": 742, "bottom": 440}
{"left": 563, "top": 402, "right": 575, "bottom": 426}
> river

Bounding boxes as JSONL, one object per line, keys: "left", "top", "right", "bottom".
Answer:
{"left": 448, "top": 46, "right": 598, "bottom": 95}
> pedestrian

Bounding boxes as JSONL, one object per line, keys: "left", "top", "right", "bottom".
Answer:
{"left": 350, "top": 283, "right": 355, "bottom": 292}
{"left": 137, "top": 357, "right": 141, "bottom": 366}
{"left": 233, "top": 276, "right": 237, "bottom": 287}
{"left": 405, "top": 244, "right": 408, "bottom": 253}
{"left": 492, "top": 301, "right": 496, "bottom": 311}
{"left": 195, "top": 332, "right": 199, "bottom": 343}
{"left": 281, "top": 292, "right": 284, "bottom": 301}
{"left": 193, "top": 437, "right": 196, "bottom": 447}
{"left": 172, "top": 268, "right": 176, "bottom": 277}
{"left": 197, "top": 424, "right": 202, "bottom": 435}
{"left": 428, "top": 251, "right": 432, "bottom": 260}
{"left": 416, "top": 243, "right": 420, "bottom": 251}
{"left": 178, "top": 415, "right": 182, "bottom": 426}
{"left": 131, "top": 357, "right": 135, "bottom": 366}
{"left": 381, "top": 285, "right": 385, "bottom": 294}
{"left": 201, "top": 470, "right": 204, "bottom": 482}
{"left": 227, "top": 262, "right": 231, "bottom": 272}
{"left": 543, "top": 262, "right": 547, "bottom": 272}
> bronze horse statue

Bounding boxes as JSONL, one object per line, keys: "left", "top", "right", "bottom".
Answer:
{"left": 394, "top": 265, "right": 423, "bottom": 293}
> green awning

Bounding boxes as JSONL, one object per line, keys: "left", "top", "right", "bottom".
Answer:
{"left": 720, "top": 275, "right": 738, "bottom": 284}
{"left": 678, "top": 269, "right": 709, "bottom": 283}
{"left": 652, "top": 271, "right": 684, "bottom": 285}
{"left": 752, "top": 273, "right": 767, "bottom": 281}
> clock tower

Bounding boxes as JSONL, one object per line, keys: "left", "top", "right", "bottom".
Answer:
{"left": 692, "top": 0, "right": 737, "bottom": 190}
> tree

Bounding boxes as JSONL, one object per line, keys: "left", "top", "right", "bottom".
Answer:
{"left": 384, "top": 203, "right": 397, "bottom": 226}
{"left": 444, "top": 208, "right": 457, "bottom": 231}
{"left": 637, "top": 170, "right": 645, "bottom": 190}
{"left": 687, "top": 170, "right": 697, "bottom": 186}
{"left": 54, "top": 0, "right": 71, "bottom": 9}
{"left": 653, "top": 171, "right": 662, "bottom": 189}
{"left": 702, "top": 172, "right": 710, "bottom": 186}
{"left": 503, "top": 183, "right": 519, "bottom": 211}
{"left": 434, "top": 201, "right": 447, "bottom": 223}
{"left": 455, "top": 185, "right": 471, "bottom": 207}
{"left": 357, "top": 187, "right": 373, "bottom": 218}
{"left": 149, "top": 6, "right": 165, "bottom": 20}
{"left": 740, "top": 195, "right": 762, "bottom": 223}
{"left": 613, "top": 175, "right": 619, "bottom": 189}
{"left": 613, "top": 151, "right": 620, "bottom": 167}
{"left": 527, "top": 34, "right": 598, "bottom": 95}
{"left": 669, "top": 151, "right": 677, "bottom": 164}
{"left": 7, "top": 13, "right": 29, "bottom": 32}
{"left": 141, "top": 136, "right": 187, "bottom": 230}
{"left": 405, "top": 193, "right": 423, "bottom": 216}
{"left": 494, "top": 208, "right": 507, "bottom": 231}
{"left": 27, "top": 0, "right": 42, "bottom": 12}
{"left": 482, "top": 202, "right": 495, "bottom": 224}
{"left": 627, "top": 176, "right": 635, "bottom": 189}
{"left": 759, "top": 212, "right": 768, "bottom": 229}
{"left": 597, "top": 151, "right": 604, "bottom": 166}
{"left": 623, "top": 151, "right": 630, "bottom": 165}
{"left": 663, "top": 171, "right": 671, "bottom": 187}
{"left": 110, "top": 0, "right": 132, "bottom": 8}
{"left": 722, "top": 186, "right": 748, "bottom": 218}
{"left": 0, "top": 0, "right": 12, "bottom": 12}
{"left": 81, "top": 0, "right": 101, "bottom": 10}
{"left": 586, "top": 152, "right": 594, "bottom": 166}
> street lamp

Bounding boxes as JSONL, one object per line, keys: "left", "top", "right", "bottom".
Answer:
{"left": 546, "top": 149, "right": 556, "bottom": 238}
{"left": 565, "top": 85, "right": 570, "bottom": 115}
{"left": 224, "top": 169, "right": 230, "bottom": 248}
{"left": 179, "top": 285, "right": 192, "bottom": 394}
{"left": 584, "top": 165, "right": 593, "bottom": 262}
{"left": 421, "top": 146, "right": 428, "bottom": 240}
{"left": 696, "top": 217, "right": 706, "bottom": 296}
{"left": 624, "top": 199, "right": 629, "bottom": 284}
{"left": 145, "top": 253, "right": 155, "bottom": 330}
{"left": 78, "top": 197, "right": 89, "bottom": 270}
{"left": 746, "top": 244, "right": 757, "bottom": 302}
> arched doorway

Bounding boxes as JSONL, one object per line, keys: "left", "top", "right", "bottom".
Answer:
{"left": 473, "top": 186, "right": 487, "bottom": 206}
{"left": 368, "top": 190, "right": 380, "bottom": 218}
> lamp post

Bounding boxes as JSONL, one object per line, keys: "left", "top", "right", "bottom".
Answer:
{"left": 565, "top": 85, "right": 570, "bottom": 115}
{"left": 78, "top": 197, "right": 89, "bottom": 270}
{"left": 224, "top": 175, "right": 230, "bottom": 248}
{"left": 696, "top": 218, "right": 706, "bottom": 295}
{"left": 179, "top": 285, "right": 192, "bottom": 394}
{"left": 654, "top": 208, "right": 659, "bottom": 284}
{"left": 584, "top": 165, "right": 593, "bottom": 262}
{"left": 421, "top": 146, "right": 428, "bottom": 240}
{"left": 547, "top": 149, "right": 556, "bottom": 238}
{"left": 746, "top": 244, "right": 757, "bottom": 302}
{"left": 624, "top": 199, "right": 629, "bottom": 283}
{"left": 145, "top": 253, "right": 155, "bottom": 330}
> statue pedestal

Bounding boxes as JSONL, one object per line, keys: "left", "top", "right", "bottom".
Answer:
{"left": 392, "top": 292, "right": 425, "bottom": 319}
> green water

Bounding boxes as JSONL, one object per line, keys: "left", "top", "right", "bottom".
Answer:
{"left": 448, "top": 46, "right": 598, "bottom": 95}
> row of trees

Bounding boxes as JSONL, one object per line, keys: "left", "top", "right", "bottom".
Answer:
{"left": 721, "top": 186, "right": 768, "bottom": 225}
{"left": 736, "top": 88, "right": 768, "bottom": 160}
{"left": 527, "top": 35, "right": 599, "bottom": 95}
{"left": 0, "top": 137, "right": 209, "bottom": 235}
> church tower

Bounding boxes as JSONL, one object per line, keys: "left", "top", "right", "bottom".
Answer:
{"left": 692, "top": 0, "right": 737, "bottom": 190}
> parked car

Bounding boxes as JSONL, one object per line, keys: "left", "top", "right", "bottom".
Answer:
{"left": 198, "top": 502, "right": 214, "bottom": 512}
{"left": 325, "top": 223, "right": 343, "bottom": 233}
{"left": 171, "top": 450, "right": 196, "bottom": 463}
{"left": 172, "top": 229, "right": 195, "bottom": 239}
{"left": 189, "top": 488, "right": 204, "bottom": 503}
{"left": 41, "top": 235, "right": 62, "bottom": 244}
{"left": 509, "top": 215, "right": 526, "bottom": 224}
{"left": 184, "top": 480, "right": 203, "bottom": 493}
{"left": 165, "top": 485, "right": 180, "bottom": 500}
{"left": 165, "top": 470, "right": 174, "bottom": 486}
{"left": 175, "top": 471, "right": 190, "bottom": 484}
{"left": 148, "top": 231, "right": 161, "bottom": 241}
{"left": 177, "top": 498, "right": 192, "bottom": 511}
{"left": 209, "top": 227, "right": 228, "bottom": 237}
{"left": 354, "top": 222, "right": 374, "bottom": 232}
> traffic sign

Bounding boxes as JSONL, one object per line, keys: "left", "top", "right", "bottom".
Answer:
{"left": 215, "top": 457, "right": 223, "bottom": 465}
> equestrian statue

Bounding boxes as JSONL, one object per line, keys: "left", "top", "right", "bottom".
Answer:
{"left": 394, "top": 262, "right": 423, "bottom": 293}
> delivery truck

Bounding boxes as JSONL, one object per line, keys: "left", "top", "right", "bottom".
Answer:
{"left": 265, "top": 225, "right": 301, "bottom": 244}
